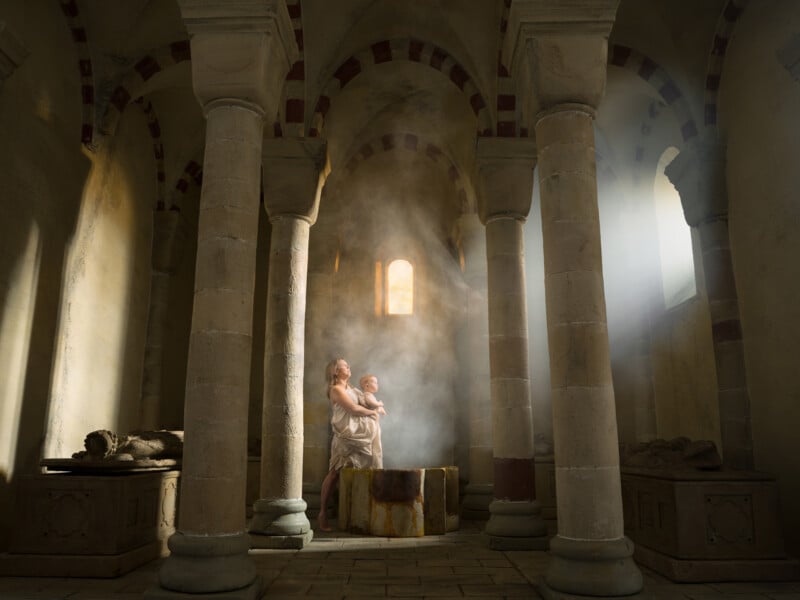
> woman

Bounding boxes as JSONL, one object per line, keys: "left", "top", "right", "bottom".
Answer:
{"left": 317, "top": 358, "right": 380, "bottom": 531}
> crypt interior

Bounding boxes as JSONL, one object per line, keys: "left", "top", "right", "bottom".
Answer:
{"left": 1, "top": 0, "right": 800, "bottom": 598}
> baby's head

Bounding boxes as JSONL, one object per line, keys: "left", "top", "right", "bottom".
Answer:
{"left": 359, "top": 374, "right": 378, "bottom": 393}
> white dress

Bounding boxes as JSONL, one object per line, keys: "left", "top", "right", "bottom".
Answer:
{"left": 328, "top": 387, "right": 381, "bottom": 470}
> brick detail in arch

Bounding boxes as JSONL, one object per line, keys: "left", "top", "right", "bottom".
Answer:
{"left": 277, "top": 0, "right": 306, "bottom": 137}
{"left": 496, "top": 0, "right": 523, "bottom": 137}
{"left": 58, "top": 0, "right": 95, "bottom": 148}
{"left": 99, "top": 40, "right": 191, "bottom": 139}
{"left": 308, "top": 38, "right": 493, "bottom": 138}
{"left": 134, "top": 98, "right": 167, "bottom": 211}
{"left": 608, "top": 44, "right": 698, "bottom": 163}
{"left": 704, "top": 0, "right": 749, "bottom": 127}
{"left": 342, "top": 132, "right": 470, "bottom": 213}
{"left": 169, "top": 158, "right": 204, "bottom": 212}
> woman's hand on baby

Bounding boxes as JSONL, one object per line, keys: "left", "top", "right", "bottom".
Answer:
{"left": 377, "top": 407, "right": 387, "bottom": 416}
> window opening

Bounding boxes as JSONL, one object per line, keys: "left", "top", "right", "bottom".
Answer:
{"left": 654, "top": 147, "right": 696, "bottom": 308}
{"left": 386, "top": 259, "right": 413, "bottom": 315}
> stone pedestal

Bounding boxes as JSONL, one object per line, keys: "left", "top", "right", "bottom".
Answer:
{"left": 622, "top": 467, "right": 800, "bottom": 582}
{"left": 339, "top": 468, "right": 459, "bottom": 537}
{"left": 0, "top": 470, "right": 178, "bottom": 577}
{"left": 461, "top": 483, "right": 493, "bottom": 520}
{"left": 535, "top": 454, "right": 557, "bottom": 520}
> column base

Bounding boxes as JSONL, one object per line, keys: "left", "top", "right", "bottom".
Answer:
{"left": 461, "top": 483, "right": 493, "bottom": 520}
{"left": 485, "top": 499, "right": 549, "bottom": 550}
{"left": 156, "top": 532, "right": 257, "bottom": 594}
{"left": 249, "top": 497, "right": 312, "bottom": 548}
{"left": 146, "top": 577, "right": 263, "bottom": 600}
{"left": 249, "top": 529, "right": 313, "bottom": 550}
{"left": 544, "top": 535, "right": 643, "bottom": 597}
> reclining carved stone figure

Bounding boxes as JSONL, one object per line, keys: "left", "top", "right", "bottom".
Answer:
{"left": 620, "top": 436, "right": 722, "bottom": 470}
{"left": 71, "top": 429, "right": 183, "bottom": 461}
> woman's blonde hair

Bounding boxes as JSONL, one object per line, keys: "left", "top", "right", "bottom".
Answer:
{"left": 325, "top": 358, "right": 349, "bottom": 393}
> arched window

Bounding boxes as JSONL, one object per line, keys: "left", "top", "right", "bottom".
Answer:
{"left": 386, "top": 259, "right": 413, "bottom": 315}
{"left": 375, "top": 258, "right": 414, "bottom": 316}
{"left": 654, "top": 147, "right": 696, "bottom": 308}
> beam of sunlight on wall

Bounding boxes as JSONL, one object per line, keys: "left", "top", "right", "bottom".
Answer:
{"left": 45, "top": 160, "right": 137, "bottom": 458}
{"left": 655, "top": 147, "right": 696, "bottom": 309}
{"left": 0, "top": 222, "right": 41, "bottom": 476}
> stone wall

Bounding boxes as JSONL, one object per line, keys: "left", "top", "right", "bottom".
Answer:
{"left": 722, "top": 0, "right": 800, "bottom": 553}
{"left": 0, "top": 1, "right": 91, "bottom": 551}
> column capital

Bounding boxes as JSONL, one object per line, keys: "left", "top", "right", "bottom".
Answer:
{"left": 0, "top": 21, "right": 29, "bottom": 88}
{"left": 664, "top": 140, "right": 728, "bottom": 227}
{"left": 475, "top": 137, "right": 537, "bottom": 224}
{"left": 178, "top": 0, "right": 298, "bottom": 119}
{"left": 503, "top": 0, "right": 619, "bottom": 116}
{"left": 262, "top": 137, "right": 327, "bottom": 224}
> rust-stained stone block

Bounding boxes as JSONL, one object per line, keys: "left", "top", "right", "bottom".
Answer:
{"left": 339, "top": 467, "right": 458, "bottom": 537}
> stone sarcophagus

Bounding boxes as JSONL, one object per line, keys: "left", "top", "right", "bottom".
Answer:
{"left": 622, "top": 467, "right": 800, "bottom": 582}
{"left": 0, "top": 465, "right": 179, "bottom": 578}
{"left": 339, "top": 467, "right": 459, "bottom": 537}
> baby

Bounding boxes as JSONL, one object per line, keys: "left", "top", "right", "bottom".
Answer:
{"left": 359, "top": 374, "right": 387, "bottom": 417}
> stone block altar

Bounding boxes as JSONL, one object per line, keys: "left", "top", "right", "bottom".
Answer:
{"left": 338, "top": 467, "right": 459, "bottom": 536}
{"left": 621, "top": 466, "right": 800, "bottom": 582}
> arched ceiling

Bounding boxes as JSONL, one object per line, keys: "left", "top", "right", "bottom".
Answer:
{"left": 62, "top": 0, "right": 742, "bottom": 220}
{"left": 324, "top": 60, "right": 478, "bottom": 173}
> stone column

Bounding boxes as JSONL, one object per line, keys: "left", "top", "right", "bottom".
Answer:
{"left": 250, "top": 138, "right": 325, "bottom": 548}
{"left": 665, "top": 141, "right": 754, "bottom": 470}
{"left": 0, "top": 22, "right": 28, "bottom": 91}
{"left": 140, "top": 210, "right": 184, "bottom": 430}
{"left": 476, "top": 137, "right": 548, "bottom": 550}
{"left": 457, "top": 213, "right": 494, "bottom": 520}
{"left": 148, "top": 2, "right": 296, "bottom": 599}
{"left": 504, "top": 2, "right": 643, "bottom": 596}
{"left": 303, "top": 186, "right": 339, "bottom": 516}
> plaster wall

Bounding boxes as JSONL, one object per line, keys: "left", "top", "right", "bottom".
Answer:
{"left": 44, "top": 107, "right": 155, "bottom": 460}
{"left": 0, "top": 0, "right": 94, "bottom": 551}
{"left": 720, "top": 0, "right": 800, "bottom": 552}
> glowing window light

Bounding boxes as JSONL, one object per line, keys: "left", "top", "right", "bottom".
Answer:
{"left": 654, "top": 146, "right": 696, "bottom": 308}
{"left": 386, "top": 259, "right": 413, "bottom": 315}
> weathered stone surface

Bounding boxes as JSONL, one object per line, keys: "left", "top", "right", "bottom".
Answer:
{"left": 0, "top": 471, "right": 178, "bottom": 578}
{"left": 338, "top": 468, "right": 458, "bottom": 537}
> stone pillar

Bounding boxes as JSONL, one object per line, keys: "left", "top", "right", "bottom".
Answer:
{"left": 250, "top": 138, "right": 325, "bottom": 548}
{"left": 665, "top": 141, "right": 754, "bottom": 471}
{"left": 476, "top": 137, "right": 548, "bottom": 550}
{"left": 0, "top": 22, "right": 28, "bottom": 90}
{"left": 504, "top": 1, "right": 643, "bottom": 596}
{"left": 148, "top": 2, "right": 296, "bottom": 599}
{"left": 303, "top": 186, "right": 339, "bottom": 516}
{"left": 457, "top": 213, "right": 494, "bottom": 520}
{"left": 140, "top": 210, "right": 184, "bottom": 430}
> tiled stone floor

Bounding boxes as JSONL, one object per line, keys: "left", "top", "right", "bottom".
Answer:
{"left": 1, "top": 521, "right": 799, "bottom": 599}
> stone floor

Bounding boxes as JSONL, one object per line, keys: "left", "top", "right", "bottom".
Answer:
{"left": 1, "top": 521, "right": 799, "bottom": 599}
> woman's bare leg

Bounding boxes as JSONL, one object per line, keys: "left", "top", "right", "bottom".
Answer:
{"left": 318, "top": 468, "right": 339, "bottom": 531}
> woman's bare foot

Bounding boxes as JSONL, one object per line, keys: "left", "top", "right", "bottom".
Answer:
{"left": 317, "top": 512, "right": 333, "bottom": 532}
